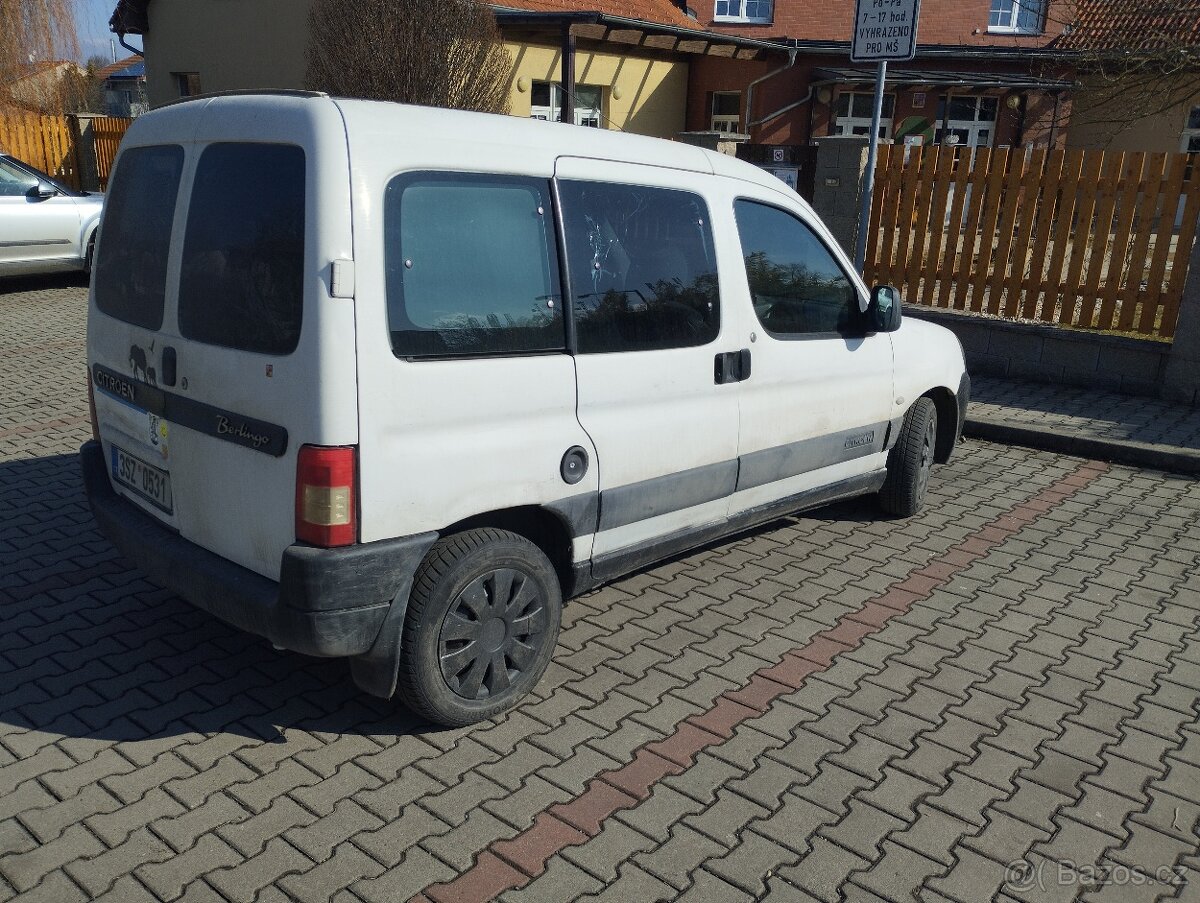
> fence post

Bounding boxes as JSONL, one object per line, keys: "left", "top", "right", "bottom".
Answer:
{"left": 70, "top": 114, "right": 102, "bottom": 193}
{"left": 810, "top": 135, "right": 874, "bottom": 259}
{"left": 1163, "top": 230, "right": 1200, "bottom": 405}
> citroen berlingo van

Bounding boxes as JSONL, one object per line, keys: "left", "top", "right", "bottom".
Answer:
{"left": 82, "top": 92, "right": 969, "bottom": 726}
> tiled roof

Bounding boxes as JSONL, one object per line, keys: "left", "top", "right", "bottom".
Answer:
{"left": 95, "top": 55, "right": 144, "bottom": 80}
{"left": 494, "top": 0, "right": 699, "bottom": 31}
{"left": 1059, "top": 0, "right": 1200, "bottom": 54}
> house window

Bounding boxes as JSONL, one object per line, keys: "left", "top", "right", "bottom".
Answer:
{"left": 834, "top": 92, "right": 895, "bottom": 139}
{"left": 530, "top": 82, "right": 603, "bottom": 128}
{"left": 1183, "top": 105, "right": 1200, "bottom": 153}
{"left": 935, "top": 95, "right": 998, "bottom": 148}
{"left": 714, "top": 0, "right": 772, "bottom": 23}
{"left": 988, "top": 0, "right": 1045, "bottom": 34}
{"left": 173, "top": 72, "right": 202, "bottom": 97}
{"left": 711, "top": 92, "right": 741, "bottom": 133}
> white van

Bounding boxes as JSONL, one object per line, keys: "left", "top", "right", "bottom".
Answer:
{"left": 82, "top": 92, "right": 968, "bottom": 726}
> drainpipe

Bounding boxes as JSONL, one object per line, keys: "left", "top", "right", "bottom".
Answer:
{"left": 743, "top": 48, "right": 796, "bottom": 139}
{"left": 751, "top": 77, "right": 837, "bottom": 131}
{"left": 561, "top": 24, "right": 575, "bottom": 124}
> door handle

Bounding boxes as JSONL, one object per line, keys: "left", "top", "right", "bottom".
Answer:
{"left": 161, "top": 346, "right": 177, "bottom": 387}
{"left": 714, "top": 349, "right": 752, "bottom": 385}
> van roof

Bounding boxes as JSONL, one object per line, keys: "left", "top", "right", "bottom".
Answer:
{"left": 133, "top": 91, "right": 807, "bottom": 209}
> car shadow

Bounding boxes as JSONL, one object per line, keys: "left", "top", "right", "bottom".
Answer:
{"left": 0, "top": 271, "right": 89, "bottom": 295}
{"left": 0, "top": 451, "right": 887, "bottom": 750}
{"left": 0, "top": 452, "right": 435, "bottom": 748}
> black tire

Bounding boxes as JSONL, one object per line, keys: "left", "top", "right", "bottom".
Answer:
{"left": 879, "top": 397, "right": 937, "bottom": 517}
{"left": 83, "top": 234, "right": 96, "bottom": 276}
{"left": 396, "top": 528, "right": 561, "bottom": 726}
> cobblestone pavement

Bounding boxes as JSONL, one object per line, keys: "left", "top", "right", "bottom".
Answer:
{"left": 971, "top": 377, "right": 1200, "bottom": 452}
{"left": 2, "top": 277, "right": 1199, "bottom": 903}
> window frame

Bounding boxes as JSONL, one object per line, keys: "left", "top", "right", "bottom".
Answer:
{"left": 732, "top": 195, "right": 868, "bottom": 342}
{"left": 384, "top": 170, "right": 568, "bottom": 362}
{"left": 530, "top": 82, "right": 604, "bottom": 128}
{"left": 556, "top": 177, "right": 724, "bottom": 356}
{"left": 713, "top": 0, "right": 773, "bottom": 24}
{"left": 173, "top": 72, "right": 202, "bottom": 97}
{"left": 987, "top": 0, "right": 1046, "bottom": 34}
{"left": 833, "top": 91, "right": 896, "bottom": 140}
{"left": 710, "top": 92, "right": 742, "bottom": 133}
{"left": 1182, "top": 105, "right": 1200, "bottom": 153}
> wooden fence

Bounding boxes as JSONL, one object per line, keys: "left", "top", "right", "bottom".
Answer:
{"left": 0, "top": 112, "right": 81, "bottom": 189}
{"left": 863, "top": 145, "right": 1200, "bottom": 339}
{"left": 0, "top": 112, "right": 132, "bottom": 192}
{"left": 91, "top": 116, "right": 132, "bottom": 189}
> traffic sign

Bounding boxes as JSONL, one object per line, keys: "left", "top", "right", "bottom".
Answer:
{"left": 851, "top": 0, "right": 921, "bottom": 62}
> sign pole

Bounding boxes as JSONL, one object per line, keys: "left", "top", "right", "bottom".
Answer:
{"left": 854, "top": 59, "right": 887, "bottom": 272}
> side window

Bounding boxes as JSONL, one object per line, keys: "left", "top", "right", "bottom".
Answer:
{"left": 384, "top": 174, "right": 563, "bottom": 358}
{"left": 559, "top": 180, "right": 720, "bottom": 354}
{"left": 179, "top": 143, "right": 306, "bottom": 355}
{"left": 734, "top": 200, "right": 862, "bottom": 337}
{"left": 94, "top": 144, "right": 184, "bottom": 330}
{"left": 0, "top": 158, "right": 38, "bottom": 196}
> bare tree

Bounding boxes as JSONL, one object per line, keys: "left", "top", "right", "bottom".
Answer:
{"left": 0, "top": 0, "right": 80, "bottom": 111}
{"left": 304, "top": 0, "right": 511, "bottom": 115}
{"left": 1044, "top": 0, "right": 1200, "bottom": 142}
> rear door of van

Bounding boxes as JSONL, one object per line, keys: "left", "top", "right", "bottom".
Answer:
{"left": 88, "top": 95, "right": 357, "bottom": 581}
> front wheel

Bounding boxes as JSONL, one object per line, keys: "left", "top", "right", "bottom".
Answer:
{"left": 879, "top": 397, "right": 937, "bottom": 517}
{"left": 396, "top": 528, "right": 562, "bottom": 726}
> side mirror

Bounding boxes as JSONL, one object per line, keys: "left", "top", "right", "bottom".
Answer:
{"left": 868, "top": 284, "right": 903, "bottom": 333}
{"left": 29, "top": 181, "right": 58, "bottom": 199}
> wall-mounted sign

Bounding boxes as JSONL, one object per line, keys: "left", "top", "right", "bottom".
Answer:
{"left": 772, "top": 148, "right": 785, "bottom": 163}
{"left": 912, "top": 91, "right": 926, "bottom": 108}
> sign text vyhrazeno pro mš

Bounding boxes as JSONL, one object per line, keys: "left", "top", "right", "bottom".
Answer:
{"left": 851, "top": 0, "right": 921, "bottom": 62}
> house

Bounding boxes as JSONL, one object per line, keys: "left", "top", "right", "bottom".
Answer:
{"left": 1059, "top": 0, "right": 1200, "bottom": 152}
{"left": 1, "top": 60, "right": 89, "bottom": 114}
{"left": 108, "top": 0, "right": 786, "bottom": 141}
{"left": 95, "top": 55, "right": 149, "bottom": 118}
{"left": 689, "top": 0, "right": 1076, "bottom": 149}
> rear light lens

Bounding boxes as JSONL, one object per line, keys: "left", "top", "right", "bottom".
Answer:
{"left": 87, "top": 369, "right": 99, "bottom": 442}
{"left": 295, "top": 445, "right": 357, "bottom": 547}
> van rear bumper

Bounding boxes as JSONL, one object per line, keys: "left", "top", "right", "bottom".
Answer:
{"left": 80, "top": 440, "right": 436, "bottom": 675}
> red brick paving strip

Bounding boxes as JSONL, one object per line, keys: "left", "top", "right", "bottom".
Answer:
{"left": 418, "top": 460, "right": 1110, "bottom": 903}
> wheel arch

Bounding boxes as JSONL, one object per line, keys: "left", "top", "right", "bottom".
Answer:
{"left": 441, "top": 505, "right": 578, "bottom": 597}
{"left": 922, "top": 386, "right": 959, "bottom": 464}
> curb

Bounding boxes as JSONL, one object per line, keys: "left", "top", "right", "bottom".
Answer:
{"left": 965, "top": 416, "right": 1200, "bottom": 476}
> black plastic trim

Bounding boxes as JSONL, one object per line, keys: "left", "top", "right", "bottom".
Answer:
{"left": 80, "top": 440, "right": 437, "bottom": 688}
{"left": 957, "top": 372, "right": 971, "bottom": 443}
{"left": 590, "top": 470, "right": 886, "bottom": 584}
{"left": 599, "top": 460, "right": 738, "bottom": 531}
{"left": 546, "top": 491, "right": 600, "bottom": 537}
{"left": 736, "top": 421, "right": 889, "bottom": 491}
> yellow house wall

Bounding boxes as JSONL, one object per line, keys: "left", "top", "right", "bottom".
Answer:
{"left": 504, "top": 42, "right": 688, "bottom": 139}
{"left": 140, "top": 2, "right": 687, "bottom": 141}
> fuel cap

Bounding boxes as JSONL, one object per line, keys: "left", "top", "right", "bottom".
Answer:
{"left": 560, "top": 446, "right": 589, "bottom": 485}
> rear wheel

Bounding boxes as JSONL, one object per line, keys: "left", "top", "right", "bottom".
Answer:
{"left": 879, "top": 397, "right": 937, "bottom": 517}
{"left": 83, "top": 234, "right": 96, "bottom": 275}
{"left": 396, "top": 528, "right": 561, "bottom": 726}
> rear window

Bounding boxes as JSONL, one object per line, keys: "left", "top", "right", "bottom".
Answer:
{"left": 94, "top": 145, "right": 184, "bottom": 330}
{"left": 384, "top": 173, "right": 564, "bottom": 358}
{"left": 179, "top": 143, "right": 306, "bottom": 355}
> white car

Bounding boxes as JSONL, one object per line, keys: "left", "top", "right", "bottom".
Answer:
{"left": 0, "top": 153, "right": 103, "bottom": 277}
{"left": 82, "top": 92, "right": 969, "bottom": 725}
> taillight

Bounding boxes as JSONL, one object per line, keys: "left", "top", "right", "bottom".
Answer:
{"left": 87, "top": 369, "right": 99, "bottom": 442}
{"left": 295, "top": 445, "right": 357, "bottom": 547}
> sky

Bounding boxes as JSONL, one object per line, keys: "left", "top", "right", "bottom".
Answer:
{"left": 76, "top": 0, "right": 132, "bottom": 63}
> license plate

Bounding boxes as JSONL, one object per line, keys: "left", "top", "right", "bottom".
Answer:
{"left": 111, "top": 444, "right": 173, "bottom": 514}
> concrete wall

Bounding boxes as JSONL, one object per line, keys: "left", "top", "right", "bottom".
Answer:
{"left": 907, "top": 308, "right": 1173, "bottom": 399}
{"left": 809, "top": 135, "right": 871, "bottom": 257}
{"left": 143, "top": 0, "right": 314, "bottom": 108}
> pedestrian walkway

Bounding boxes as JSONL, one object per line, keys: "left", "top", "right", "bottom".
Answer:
{"left": 967, "top": 375, "right": 1200, "bottom": 474}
